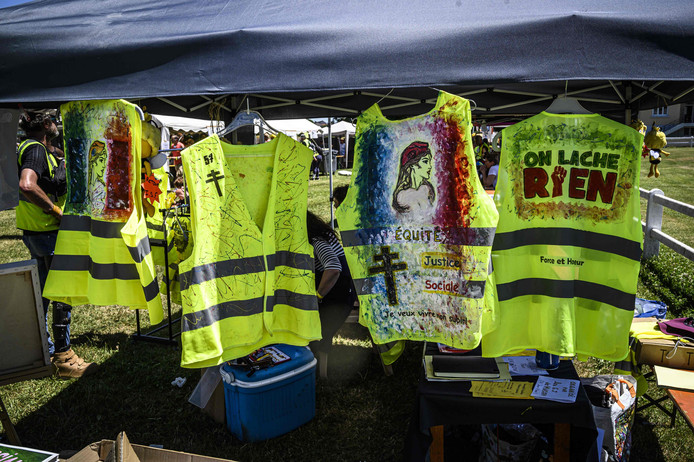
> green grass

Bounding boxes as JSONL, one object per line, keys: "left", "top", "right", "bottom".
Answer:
{"left": 2, "top": 160, "right": 694, "bottom": 461}
{"left": 638, "top": 147, "right": 694, "bottom": 318}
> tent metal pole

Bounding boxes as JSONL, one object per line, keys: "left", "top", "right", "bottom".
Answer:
{"left": 328, "top": 121, "right": 334, "bottom": 229}
{"left": 625, "top": 83, "right": 632, "bottom": 124}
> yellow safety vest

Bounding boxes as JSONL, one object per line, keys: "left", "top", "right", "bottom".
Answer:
{"left": 179, "top": 133, "right": 321, "bottom": 368}
{"left": 141, "top": 120, "right": 170, "bottom": 266}
{"left": 159, "top": 213, "right": 193, "bottom": 305}
{"left": 16, "top": 140, "right": 66, "bottom": 232}
{"left": 336, "top": 91, "right": 499, "bottom": 351}
{"left": 44, "top": 99, "right": 163, "bottom": 324}
{"left": 145, "top": 164, "right": 170, "bottom": 267}
{"left": 481, "top": 112, "right": 643, "bottom": 361}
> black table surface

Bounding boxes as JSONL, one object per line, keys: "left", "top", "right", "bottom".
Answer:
{"left": 404, "top": 357, "right": 598, "bottom": 462}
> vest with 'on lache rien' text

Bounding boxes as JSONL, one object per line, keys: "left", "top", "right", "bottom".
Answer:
{"left": 482, "top": 111, "right": 643, "bottom": 361}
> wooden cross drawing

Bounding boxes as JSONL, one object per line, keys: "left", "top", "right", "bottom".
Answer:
{"left": 368, "top": 246, "right": 407, "bottom": 306}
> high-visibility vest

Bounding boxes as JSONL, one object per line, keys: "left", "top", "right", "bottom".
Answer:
{"left": 481, "top": 112, "right": 643, "bottom": 361}
{"left": 179, "top": 133, "right": 321, "bottom": 368}
{"left": 145, "top": 164, "right": 170, "bottom": 267}
{"left": 16, "top": 140, "right": 66, "bottom": 232}
{"left": 141, "top": 120, "right": 169, "bottom": 266}
{"left": 159, "top": 213, "right": 192, "bottom": 306}
{"left": 43, "top": 100, "right": 163, "bottom": 324}
{"left": 335, "top": 91, "right": 499, "bottom": 351}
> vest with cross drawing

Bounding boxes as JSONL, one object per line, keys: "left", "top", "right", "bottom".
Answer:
{"left": 335, "top": 91, "right": 499, "bottom": 351}
{"left": 178, "top": 133, "right": 321, "bottom": 368}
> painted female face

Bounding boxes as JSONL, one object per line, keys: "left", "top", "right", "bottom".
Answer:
{"left": 411, "top": 153, "right": 432, "bottom": 184}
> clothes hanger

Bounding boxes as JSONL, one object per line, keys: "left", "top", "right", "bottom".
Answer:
{"left": 545, "top": 96, "right": 591, "bottom": 114}
{"left": 544, "top": 82, "right": 591, "bottom": 114}
{"left": 217, "top": 97, "right": 279, "bottom": 137}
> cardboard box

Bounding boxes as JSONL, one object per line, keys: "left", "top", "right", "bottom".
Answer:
{"left": 635, "top": 338, "right": 694, "bottom": 370}
{"left": 65, "top": 432, "right": 236, "bottom": 462}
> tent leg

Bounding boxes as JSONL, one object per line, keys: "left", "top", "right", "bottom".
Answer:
{"left": 625, "top": 82, "right": 632, "bottom": 124}
{"left": 328, "top": 121, "right": 334, "bottom": 228}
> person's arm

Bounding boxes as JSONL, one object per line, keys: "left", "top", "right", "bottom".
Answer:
{"left": 19, "top": 168, "right": 62, "bottom": 218}
{"left": 481, "top": 165, "right": 497, "bottom": 190}
{"left": 317, "top": 269, "right": 340, "bottom": 299}
{"left": 313, "top": 238, "right": 342, "bottom": 299}
{"left": 47, "top": 143, "right": 64, "bottom": 158}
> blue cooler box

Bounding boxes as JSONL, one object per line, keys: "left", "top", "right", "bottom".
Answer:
{"left": 219, "top": 344, "right": 316, "bottom": 441}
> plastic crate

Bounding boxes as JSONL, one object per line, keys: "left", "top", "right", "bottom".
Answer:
{"left": 220, "top": 344, "right": 316, "bottom": 441}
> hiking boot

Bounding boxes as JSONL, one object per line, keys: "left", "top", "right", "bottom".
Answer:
{"left": 52, "top": 348, "right": 98, "bottom": 379}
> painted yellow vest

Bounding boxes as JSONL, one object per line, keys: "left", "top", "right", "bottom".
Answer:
{"left": 16, "top": 140, "right": 66, "bottom": 232}
{"left": 145, "top": 164, "right": 170, "bottom": 267}
{"left": 179, "top": 133, "right": 321, "bottom": 368}
{"left": 336, "top": 91, "right": 499, "bottom": 351}
{"left": 43, "top": 100, "right": 163, "bottom": 324}
{"left": 481, "top": 112, "right": 643, "bottom": 361}
{"left": 141, "top": 120, "right": 170, "bottom": 267}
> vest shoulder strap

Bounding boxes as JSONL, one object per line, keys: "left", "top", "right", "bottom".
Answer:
{"left": 18, "top": 140, "right": 56, "bottom": 176}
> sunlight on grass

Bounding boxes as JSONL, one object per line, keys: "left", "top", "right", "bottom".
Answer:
{"left": 333, "top": 334, "right": 372, "bottom": 349}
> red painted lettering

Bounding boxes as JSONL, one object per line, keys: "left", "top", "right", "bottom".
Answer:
{"left": 568, "top": 168, "right": 589, "bottom": 199}
{"left": 523, "top": 168, "right": 549, "bottom": 199}
{"left": 586, "top": 170, "right": 617, "bottom": 204}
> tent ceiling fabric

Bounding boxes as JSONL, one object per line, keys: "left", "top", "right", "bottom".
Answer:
{"left": 1, "top": 0, "right": 694, "bottom": 121}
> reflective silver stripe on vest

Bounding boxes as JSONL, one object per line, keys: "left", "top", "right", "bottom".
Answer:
{"left": 51, "top": 255, "right": 160, "bottom": 302}
{"left": 179, "top": 251, "right": 314, "bottom": 291}
{"left": 496, "top": 278, "right": 636, "bottom": 311}
{"left": 146, "top": 221, "right": 165, "bottom": 232}
{"left": 51, "top": 255, "right": 140, "bottom": 280}
{"left": 60, "top": 215, "right": 125, "bottom": 239}
{"left": 125, "top": 236, "right": 153, "bottom": 264}
{"left": 149, "top": 237, "right": 174, "bottom": 253}
{"left": 181, "top": 289, "right": 317, "bottom": 333}
{"left": 142, "top": 278, "right": 160, "bottom": 302}
{"left": 341, "top": 226, "right": 496, "bottom": 247}
{"left": 492, "top": 228, "right": 642, "bottom": 262}
{"left": 352, "top": 277, "right": 487, "bottom": 299}
{"left": 265, "top": 289, "right": 318, "bottom": 312}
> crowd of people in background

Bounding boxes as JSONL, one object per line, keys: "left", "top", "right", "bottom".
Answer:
{"left": 472, "top": 132, "right": 500, "bottom": 191}
{"left": 170, "top": 132, "right": 197, "bottom": 204}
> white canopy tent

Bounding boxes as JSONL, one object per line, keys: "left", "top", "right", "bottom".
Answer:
{"left": 316, "top": 121, "right": 357, "bottom": 167}
{"left": 318, "top": 121, "right": 356, "bottom": 137}
{"left": 153, "top": 114, "right": 224, "bottom": 135}
{"left": 267, "top": 119, "right": 321, "bottom": 139}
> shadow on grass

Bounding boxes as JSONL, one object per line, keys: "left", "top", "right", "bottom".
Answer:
{"left": 68, "top": 332, "right": 130, "bottom": 351}
{"left": 632, "top": 414, "right": 667, "bottom": 462}
{"left": 6, "top": 328, "right": 422, "bottom": 462}
{"left": 0, "top": 235, "right": 23, "bottom": 241}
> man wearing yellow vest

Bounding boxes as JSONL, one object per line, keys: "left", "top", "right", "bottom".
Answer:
{"left": 17, "top": 112, "right": 97, "bottom": 378}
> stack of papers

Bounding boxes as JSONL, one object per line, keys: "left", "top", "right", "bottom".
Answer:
{"left": 470, "top": 381, "right": 535, "bottom": 399}
{"left": 654, "top": 366, "right": 694, "bottom": 392}
{"left": 503, "top": 356, "right": 549, "bottom": 376}
{"left": 530, "top": 376, "right": 580, "bottom": 403}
